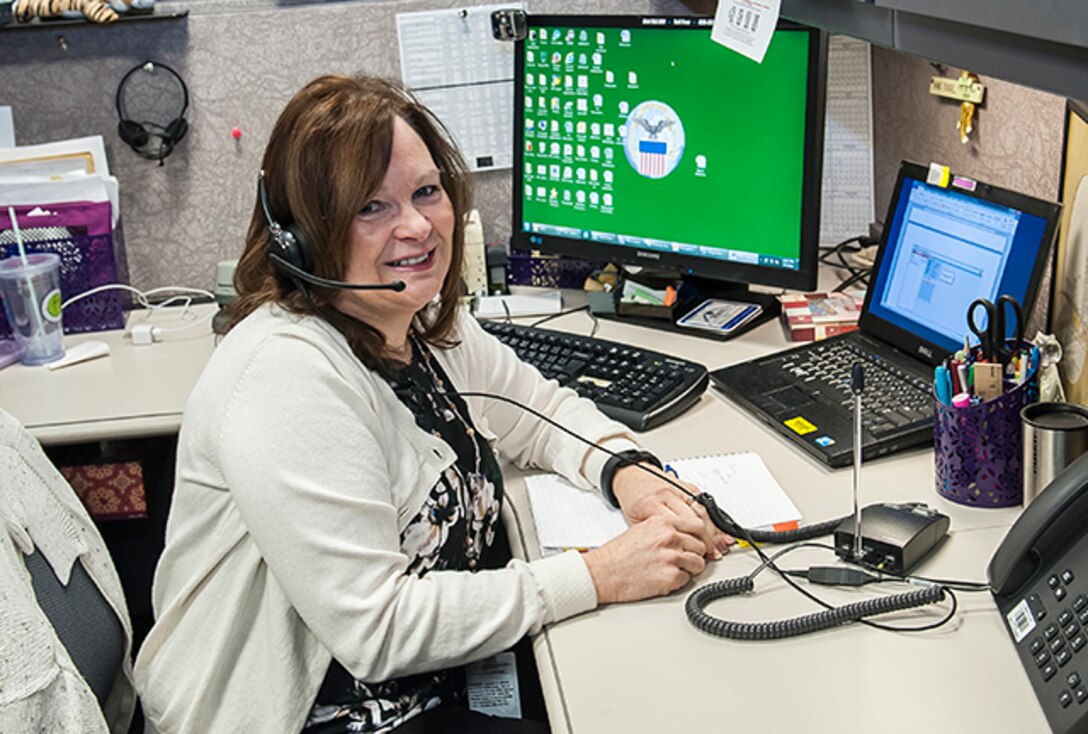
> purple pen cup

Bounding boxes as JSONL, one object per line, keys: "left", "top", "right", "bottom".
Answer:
{"left": 933, "top": 343, "right": 1039, "bottom": 507}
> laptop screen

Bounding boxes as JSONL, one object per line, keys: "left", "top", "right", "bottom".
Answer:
{"left": 863, "top": 163, "right": 1059, "bottom": 357}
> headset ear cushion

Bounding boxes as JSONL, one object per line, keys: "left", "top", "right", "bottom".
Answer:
{"left": 118, "top": 119, "right": 149, "bottom": 148}
{"left": 163, "top": 117, "right": 188, "bottom": 144}
{"left": 284, "top": 224, "right": 313, "bottom": 273}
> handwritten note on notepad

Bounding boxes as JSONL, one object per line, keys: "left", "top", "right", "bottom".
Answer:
{"left": 525, "top": 452, "right": 801, "bottom": 552}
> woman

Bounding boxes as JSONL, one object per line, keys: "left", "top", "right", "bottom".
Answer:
{"left": 134, "top": 74, "right": 732, "bottom": 733}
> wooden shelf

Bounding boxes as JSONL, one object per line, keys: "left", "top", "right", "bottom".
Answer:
{"left": 1, "top": 8, "right": 188, "bottom": 31}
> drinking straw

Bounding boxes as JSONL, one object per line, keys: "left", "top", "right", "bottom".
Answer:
{"left": 6, "top": 206, "right": 47, "bottom": 339}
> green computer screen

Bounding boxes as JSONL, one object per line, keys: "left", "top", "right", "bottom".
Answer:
{"left": 514, "top": 17, "right": 822, "bottom": 286}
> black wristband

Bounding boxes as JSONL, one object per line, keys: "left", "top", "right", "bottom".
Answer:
{"left": 600, "top": 449, "right": 663, "bottom": 508}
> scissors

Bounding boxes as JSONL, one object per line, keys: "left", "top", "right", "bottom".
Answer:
{"left": 967, "top": 295, "right": 1024, "bottom": 366}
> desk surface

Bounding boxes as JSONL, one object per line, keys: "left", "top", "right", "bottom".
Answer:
{"left": 499, "top": 305, "right": 1045, "bottom": 734}
{"left": 0, "top": 295, "right": 1044, "bottom": 732}
{"left": 0, "top": 304, "right": 217, "bottom": 445}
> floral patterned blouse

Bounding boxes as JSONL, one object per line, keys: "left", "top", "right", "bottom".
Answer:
{"left": 303, "top": 338, "right": 508, "bottom": 733}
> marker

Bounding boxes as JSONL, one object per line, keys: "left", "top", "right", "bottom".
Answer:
{"left": 934, "top": 366, "right": 953, "bottom": 405}
{"left": 952, "top": 392, "right": 971, "bottom": 409}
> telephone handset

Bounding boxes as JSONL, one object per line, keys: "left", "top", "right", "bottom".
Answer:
{"left": 988, "top": 450, "right": 1088, "bottom": 733}
{"left": 989, "top": 451, "right": 1088, "bottom": 597}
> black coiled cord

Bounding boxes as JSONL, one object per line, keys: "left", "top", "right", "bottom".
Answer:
{"left": 685, "top": 577, "right": 947, "bottom": 640}
{"left": 696, "top": 492, "right": 845, "bottom": 542}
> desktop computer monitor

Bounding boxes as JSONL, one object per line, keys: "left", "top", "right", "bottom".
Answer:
{"left": 511, "top": 15, "right": 827, "bottom": 320}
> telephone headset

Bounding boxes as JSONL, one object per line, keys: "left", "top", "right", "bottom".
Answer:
{"left": 256, "top": 171, "right": 406, "bottom": 294}
{"left": 115, "top": 61, "right": 190, "bottom": 166}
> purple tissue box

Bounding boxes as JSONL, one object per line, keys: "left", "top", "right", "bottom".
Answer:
{"left": 0, "top": 233, "right": 128, "bottom": 337}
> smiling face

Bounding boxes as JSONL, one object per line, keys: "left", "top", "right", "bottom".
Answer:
{"left": 333, "top": 116, "right": 455, "bottom": 347}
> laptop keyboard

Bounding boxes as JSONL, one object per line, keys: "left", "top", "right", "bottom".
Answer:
{"left": 777, "top": 339, "right": 933, "bottom": 437}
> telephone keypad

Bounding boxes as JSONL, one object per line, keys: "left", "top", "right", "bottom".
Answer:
{"left": 1048, "top": 623, "right": 1062, "bottom": 640}
{"left": 1032, "top": 638, "right": 1046, "bottom": 655}
{"left": 1067, "top": 672, "right": 1081, "bottom": 688}
{"left": 1044, "top": 663, "right": 1059, "bottom": 681}
{"left": 1061, "top": 690, "right": 1074, "bottom": 708}
{"left": 1074, "top": 594, "right": 1088, "bottom": 613}
{"left": 1064, "top": 570, "right": 1076, "bottom": 585}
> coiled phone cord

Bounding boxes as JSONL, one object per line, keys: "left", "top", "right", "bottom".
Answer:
{"left": 685, "top": 575, "right": 947, "bottom": 640}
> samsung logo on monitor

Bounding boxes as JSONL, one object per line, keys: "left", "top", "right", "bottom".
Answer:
{"left": 636, "top": 251, "right": 661, "bottom": 260}
{"left": 916, "top": 344, "right": 933, "bottom": 359}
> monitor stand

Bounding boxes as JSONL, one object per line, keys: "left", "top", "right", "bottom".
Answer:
{"left": 587, "top": 270, "right": 781, "bottom": 342}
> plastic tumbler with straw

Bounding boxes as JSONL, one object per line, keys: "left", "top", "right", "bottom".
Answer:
{"left": 0, "top": 207, "right": 65, "bottom": 365}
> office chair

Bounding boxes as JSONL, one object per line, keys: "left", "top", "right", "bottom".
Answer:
{"left": 0, "top": 408, "right": 136, "bottom": 733}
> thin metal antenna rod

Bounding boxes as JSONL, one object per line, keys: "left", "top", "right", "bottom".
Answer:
{"left": 851, "top": 362, "right": 865, "bottom": 562}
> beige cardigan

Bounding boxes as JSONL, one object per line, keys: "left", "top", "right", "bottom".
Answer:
{"left": 135, "top": 304, "right": 640, "bottom": 733}
{"left": 0, "top": 408, "right": 136, "bottom": 733}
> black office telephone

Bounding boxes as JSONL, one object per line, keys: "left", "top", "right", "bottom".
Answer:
{"left": 989, "top": 451, "right": 1088, "bottom": 733}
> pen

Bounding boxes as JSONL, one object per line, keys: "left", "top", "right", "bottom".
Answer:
{"left": 664, "top": 464, "right": 678, "bottom": 478}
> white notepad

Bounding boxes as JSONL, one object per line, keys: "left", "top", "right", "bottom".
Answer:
{"left": 525, "top": 452, "right": 801, "bottom": 552}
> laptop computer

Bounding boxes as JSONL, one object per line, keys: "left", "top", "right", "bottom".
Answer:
{"left": 710, "top": 161, "right": 1061, "bottom": 467}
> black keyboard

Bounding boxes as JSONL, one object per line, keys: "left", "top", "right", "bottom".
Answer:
{"left": 779, "top": 339, "right": 933, "bottom": 436}
{"left": 479, "top": 320, "right": 709, "bottom": 431}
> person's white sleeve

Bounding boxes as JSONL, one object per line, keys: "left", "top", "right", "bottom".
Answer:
{"left": 216, "top": 335, "right": 596, "bottom": 682}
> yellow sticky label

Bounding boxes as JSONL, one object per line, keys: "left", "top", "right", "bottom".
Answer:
{"left": 784, "top": 416, "right": 817, "bottom": 435}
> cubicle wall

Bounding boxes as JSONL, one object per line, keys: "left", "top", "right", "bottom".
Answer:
{"left": 0, "top": 0, "right": 1068, "bottom": 309}
{"left": 1, "top": 0, "right": 689, "bottom": 293}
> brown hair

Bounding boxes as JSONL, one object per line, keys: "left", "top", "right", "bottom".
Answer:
{"left": 226, "top": 74, "right": 473, "bottom": 372}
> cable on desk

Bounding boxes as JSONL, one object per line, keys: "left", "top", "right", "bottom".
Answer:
{"left": 819, "top": 234, "right": 874, "bottom": 292}
{"left": 529, "top": 304, "right": 589, "bottom": 328}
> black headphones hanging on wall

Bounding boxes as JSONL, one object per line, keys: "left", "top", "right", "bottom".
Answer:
{"left": 115, "top": 61, "right": 189, "bottom": 166}
{"left": 256, "top": 170, "right": 405, "bottom": 292}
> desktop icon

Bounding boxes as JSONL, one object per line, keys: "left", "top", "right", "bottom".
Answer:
{"left": 624, "top": 100, "right": 685, "bottom": 179}
{"left": 628, "top": 71, "right": 639, "bottom": 85}
{"left": 594, "top": 53, "right": 603, "bottom": 66}
{"left": 591, "top": 122, "right": 601, "bottom": 136}
{"left": 604, "top": 69, "right": 614, "bottom": 84}
{"left": 620, "top": 30, "right": 631, "bottom": 44}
